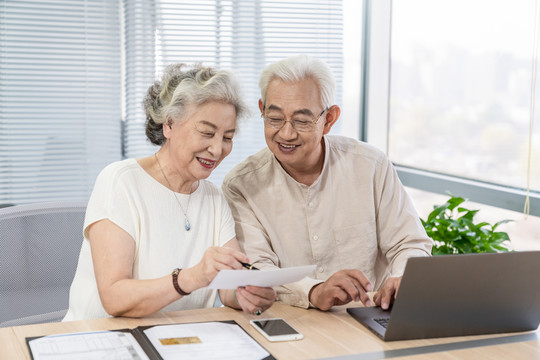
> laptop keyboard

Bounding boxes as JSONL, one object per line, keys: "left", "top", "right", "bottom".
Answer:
{"left": 374, "top": 318, "right": 390, "bottom": 328}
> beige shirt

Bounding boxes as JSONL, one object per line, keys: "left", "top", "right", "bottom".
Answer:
{"left": 222, "top": 135, "right": 432, "bottom": 308}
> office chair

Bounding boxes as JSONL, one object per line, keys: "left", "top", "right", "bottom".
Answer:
{"left": 0, "top": 201, "right": 87, "bottom": 327}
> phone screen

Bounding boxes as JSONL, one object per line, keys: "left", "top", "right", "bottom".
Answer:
{"left": 252, "top": 319, "right": 299, "bottom": 336}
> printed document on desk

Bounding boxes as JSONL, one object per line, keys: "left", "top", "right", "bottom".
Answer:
{"left": 208, "top": 264, "right": 316, "bottom": 289}
{"left": 27, "top": 330, "right": 150, "bottom": 360}
{"left": 143, "top": 322, "right": 271, "bottom": 359}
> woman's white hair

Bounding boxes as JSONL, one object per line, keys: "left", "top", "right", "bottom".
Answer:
{"left": 143, "top": 63, "right": 248, "bottom": 145}
{"left": 258, "top": 54, "right": 336, "bottom": 109}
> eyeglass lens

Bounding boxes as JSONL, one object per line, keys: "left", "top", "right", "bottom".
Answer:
{"left": 263, "top": 109, "right": 325, "bottom": 132}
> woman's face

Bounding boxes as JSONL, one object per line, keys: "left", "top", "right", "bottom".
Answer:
{"left": 163, "top": 101, "right": 237, "bottom": 183}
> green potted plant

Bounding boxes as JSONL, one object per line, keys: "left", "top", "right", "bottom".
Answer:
{"left": 421, "top": 195, "right": 512, "bottom": 255}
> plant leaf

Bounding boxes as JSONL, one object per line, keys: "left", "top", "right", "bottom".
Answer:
{"left": 426, "top": 204, "right": 449, "bottom": 223}
{"left": 447, "top": 196, "right": 466, "bottom": 210}
{"left": 492, "top": 219, "right": 513, "bottom": 230}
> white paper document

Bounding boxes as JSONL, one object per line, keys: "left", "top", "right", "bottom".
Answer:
{"left": 143, "top": 322, "right": 269, "bottom": 360}
{"left": 207, "top": 264, "right": 316, "bottom": 289}
{"left": 28, "top": 330, "right": 150, "bottom": 360}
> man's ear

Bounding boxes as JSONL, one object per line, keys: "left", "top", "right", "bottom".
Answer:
{"left": 258, "top": 99, "right": 264, "bottom": 114}
{"left": 322, "top": 105, "right": 341, "bottom": 135}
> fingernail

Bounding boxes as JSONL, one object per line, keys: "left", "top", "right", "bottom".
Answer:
{"left": 365, "top": 299, "right": 372, "bottom": 307}
{"left": 355, "top": 296, "right": 360, "bottom": 302}
{"left": 382, "top": 302, "right": 388, "bottom": 310}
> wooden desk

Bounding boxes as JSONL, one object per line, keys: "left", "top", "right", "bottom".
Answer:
{"left": 2, "top": 302, "right": 539, "bottom": 359}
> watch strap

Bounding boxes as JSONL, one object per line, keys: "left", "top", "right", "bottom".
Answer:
{"left": 171, "top": 268, "right": 191, "bottom": 296}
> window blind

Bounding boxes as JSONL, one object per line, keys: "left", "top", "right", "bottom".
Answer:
{"left": 0, "top": 0, "right": 122, "bottom": 206}
{"left": 123, "top": 0, "right": 344, "bottom": 185}
{"left": 122, "top": 0, "right": 157, "bottom": 159}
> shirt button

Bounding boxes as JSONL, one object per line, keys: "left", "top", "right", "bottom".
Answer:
{"left": 313, "top": 235, "right": 319, "bottom": 241}
{"left": 318, "top": 267, "right": 324, "bottom": 273}
{"left": 308, "top": 201, "right": 314, "bottom": 208}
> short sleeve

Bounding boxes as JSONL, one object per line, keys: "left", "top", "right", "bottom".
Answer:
{"left": 83, "top": 161, "right": 139, "bottom": 242}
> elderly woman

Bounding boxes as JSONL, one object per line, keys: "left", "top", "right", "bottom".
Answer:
{"left": 63, "top": 64, "right": 276, "bottom": 321}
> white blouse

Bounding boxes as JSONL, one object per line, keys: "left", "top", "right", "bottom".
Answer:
{"left": 64, "top": 159, "right": 235, "bottom": 321}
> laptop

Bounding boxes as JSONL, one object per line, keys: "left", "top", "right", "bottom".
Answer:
{"left": 347, "top": 251, "right": 540, "bottom": 341}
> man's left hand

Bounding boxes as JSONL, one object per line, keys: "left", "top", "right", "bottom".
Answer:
{"left": 373, "top": 276, "right": 402, "bottom": 310}
{"left": 236, "top": 286, "right": 276, "bottom": 315}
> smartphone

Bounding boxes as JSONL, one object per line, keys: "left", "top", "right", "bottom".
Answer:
{"left": 250, "top": 318, "right": 304, "bottom": 342}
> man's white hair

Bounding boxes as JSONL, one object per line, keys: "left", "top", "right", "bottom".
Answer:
{"left": 258, "top": 54, "right": 336, "bottom": 109}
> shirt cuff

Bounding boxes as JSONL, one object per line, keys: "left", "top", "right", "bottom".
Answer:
{"left": 390, "top": 249, "right": 431, "bottom": 277}
{"left": 275, "top": 277, "right": 324, "bottom": 309}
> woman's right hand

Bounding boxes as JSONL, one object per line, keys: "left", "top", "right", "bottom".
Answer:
{"left": 180, "top": 246, "right": 250, "bottom": 293}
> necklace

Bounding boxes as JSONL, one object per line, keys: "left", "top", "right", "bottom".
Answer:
{"left": 154, "top": 153, "right": 197, "bottom": 231}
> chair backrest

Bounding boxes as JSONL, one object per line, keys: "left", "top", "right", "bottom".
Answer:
{"left": 0, "top": 201, "right": 87, "bottom": 327}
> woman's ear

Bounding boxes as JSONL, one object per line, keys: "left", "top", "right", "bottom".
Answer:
{"left": 162, "top": 118, "right": 174, "bottom": 138}
{"left": 322, "top": 105, "right": 341, "bottom": 135}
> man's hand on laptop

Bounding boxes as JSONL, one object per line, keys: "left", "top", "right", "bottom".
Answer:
{"left": 308, "top": 269, "right": 373, "bottom": 311}
{"left": 373, "top": 276, "right": 402, "bottom": 310}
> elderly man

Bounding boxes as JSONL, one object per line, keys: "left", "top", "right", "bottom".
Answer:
{"left": 222, "top": 55, "right": 432, "bottom": 311}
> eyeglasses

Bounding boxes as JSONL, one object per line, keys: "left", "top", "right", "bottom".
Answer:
{"left": 262, "top": 108, "right": 327, "bottom": 132}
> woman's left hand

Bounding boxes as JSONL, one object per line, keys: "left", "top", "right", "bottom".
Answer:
{"left": 235, "top": 286, "right": 276, "bottom": 315}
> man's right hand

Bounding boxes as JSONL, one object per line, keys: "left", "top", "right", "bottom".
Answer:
{"left": 308, "top": 269, "right": 372, "bottom": 311}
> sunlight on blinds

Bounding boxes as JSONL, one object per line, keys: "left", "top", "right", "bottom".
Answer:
{"left": 0, "top": 0, "right": 122, "bottom": 205}
{"left": 123, "top": 0, "right": 345, "bottom": 185}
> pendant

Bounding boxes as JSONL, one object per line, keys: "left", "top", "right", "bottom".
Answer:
{"left": 185, "top": 218, "right": 191, "bottom": 231}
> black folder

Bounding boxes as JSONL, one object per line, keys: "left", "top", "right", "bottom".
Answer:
{"left": 26, "top": 320, "right": 275, "bottom": 360}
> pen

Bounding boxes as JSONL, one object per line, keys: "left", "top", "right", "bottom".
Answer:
{"left": 241, "top": 262, "right": 260, "bottom": 271}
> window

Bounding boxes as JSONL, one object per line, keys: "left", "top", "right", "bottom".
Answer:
{"left": 390, "top": 0, "right": 539, "bottom": 192}
{"left": 365, "top": 0, "right": 539, "bottom": 217}
{"left": 364, "top": 0, "right": 540, "bottom": 249}
{"left": 0, "top": 0, "right": 122, "bottom": 205}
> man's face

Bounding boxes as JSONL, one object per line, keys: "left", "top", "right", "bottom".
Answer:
{"left": 261, "top": 78, "right": 328, "bottom": 179}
